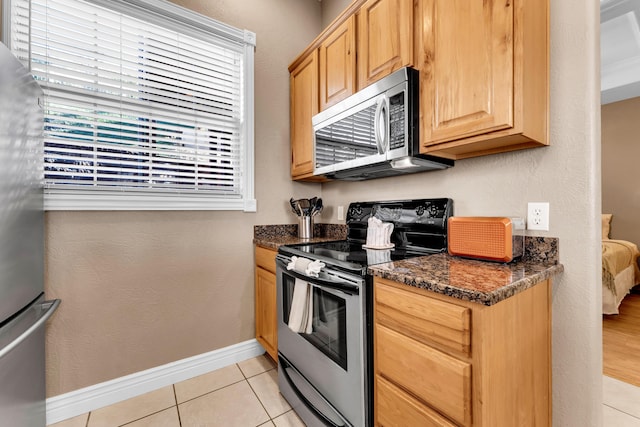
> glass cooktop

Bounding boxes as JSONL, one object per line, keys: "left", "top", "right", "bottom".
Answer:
{"left": 278, "top": 240, "right": 444, "bottom": 275}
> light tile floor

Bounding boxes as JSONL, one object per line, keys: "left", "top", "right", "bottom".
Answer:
{"left": 603, "top": 375, "right": 640, "bottom": 426}
{"left": 48, "top": 355, "right": 306, "bottom": 427}
{"left": 47, "top": 358, "right": 640, "bottom": 427}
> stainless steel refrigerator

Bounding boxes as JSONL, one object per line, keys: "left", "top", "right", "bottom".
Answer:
{"left": 0, "top": 42, "right": 60, "bottom": 426}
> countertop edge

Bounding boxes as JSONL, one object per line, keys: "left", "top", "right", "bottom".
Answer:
{"left": 370, "top": 262, "right": 564, "bottom": 306}
{"left": 253, "top": 239, "right": 280, "bottom": 251}
{"left": 253, "top": 236, "right": 344, "bottom": 251}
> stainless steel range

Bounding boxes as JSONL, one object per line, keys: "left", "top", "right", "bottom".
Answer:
{"left": 276, "top": 198, "right": 453, "bottom": 427}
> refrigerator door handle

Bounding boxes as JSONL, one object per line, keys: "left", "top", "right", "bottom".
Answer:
{"left": 0, "top": 299, "right": 60, "bottom": 361}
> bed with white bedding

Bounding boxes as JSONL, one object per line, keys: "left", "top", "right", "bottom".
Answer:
{"left": 602, "top": 214, "right": 640, "bottom": 315}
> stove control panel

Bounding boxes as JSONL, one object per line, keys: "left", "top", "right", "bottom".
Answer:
{"left": 347, "top": 199, "right": 452, "bottom": 222}
{"left": 346, "top": 198, "right": 453, "bottom": 250}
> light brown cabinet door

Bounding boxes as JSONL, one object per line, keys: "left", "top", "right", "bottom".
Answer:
{"left": 255, "top": 266, "right": 277, "bottom": 361}
{"left": 319, "top": 16, "right": 356, "bottom": 110}
{"left": 290, "top": 50, "right": 318, "bottom": 178}
{"left": 420, "top": 0, "right": 514, "bottom": 145}
{"left": 357, "top": 0, "right": 414, "bottom": 90}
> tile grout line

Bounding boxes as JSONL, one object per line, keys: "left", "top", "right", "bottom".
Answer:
{"left": 173, "top": 384, "right": 182, "bottom": 427}
{"left": 174, "top": 377, "right": 247, "bottom": 406}
{"left": 116, "top": 372, "right": 268, "bottom": 427}
{"left": 65, "top": 356, "right": 278, "bottom": 427}
{"left": 117, "top": 405, "right": 177, "bottom": 427}
{"left": 244, "top": 368, "right": 273, "bottom": 423}
{"left": 603, "top": 403, "right": 640, "bottom": 420}
{"left": 239, "top": 356, "right": 282, "bottom": 425}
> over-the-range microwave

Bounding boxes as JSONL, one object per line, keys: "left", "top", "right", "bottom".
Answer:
{"left": 312, "top": 67, "right": 453, "bottom": 180}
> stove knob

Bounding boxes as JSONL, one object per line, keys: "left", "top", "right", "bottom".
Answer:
{"left": 429, "top": 205, "right": 439, "bottom": 217}
{"left": 416, "top": 206, "right": 425, "bottom": 216}
{"left": 348, "top": 206, "right": 363, "bottom": 219}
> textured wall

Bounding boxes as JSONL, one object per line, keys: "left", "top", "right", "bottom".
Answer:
{"left": 318, "top": 0, "right": 603, "bottom": 425}
{"left": 321, "top": 0, "right": 351, "bottom": 28}
{"left": 44, "top": 1, "right": 604, "bottom": 426}
{"left": 601, "top": 96, "right": 640, "bottom": 246}
{"left": 45, "top": 0, "right": 323, "bottom": 396}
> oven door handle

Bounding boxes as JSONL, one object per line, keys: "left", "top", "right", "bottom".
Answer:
{"left": 276, "top": 259, "right": 360, "bottom": 295}
{"left": 279, "top": 355, "right": 352, "bottom": 427}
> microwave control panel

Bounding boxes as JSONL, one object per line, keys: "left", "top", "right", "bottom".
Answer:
{"left": 389, "top": 92, "right": 405, "bottom": 150}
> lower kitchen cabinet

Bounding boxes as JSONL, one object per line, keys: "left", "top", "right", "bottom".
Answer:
{"left": 374, "top": 277, "right": 551, "bottom": 427}
{"left": 255, "top": 246, "right": 278, "bottom": 361}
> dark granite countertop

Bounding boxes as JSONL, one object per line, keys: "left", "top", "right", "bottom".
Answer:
{"left": 254, "top": 226, "right": 563, "bottom": 306}
{"left": 253, "top": 224, "right": 347, "bottom": 250}
{"left": 368, "top": 237, "right": 564, "bottom": 306}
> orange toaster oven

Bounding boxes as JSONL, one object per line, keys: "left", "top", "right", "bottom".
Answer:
{"left": 447, "top": 217, "right": 524, "bottom": 262}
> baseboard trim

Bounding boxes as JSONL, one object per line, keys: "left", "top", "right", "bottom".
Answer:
{"left": 46, "top": 339, "right": 265, "bottom": 425}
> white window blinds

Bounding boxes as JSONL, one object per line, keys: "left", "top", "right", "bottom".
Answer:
{"left": 6, "top": 0, "right": 256, "bottom": 210}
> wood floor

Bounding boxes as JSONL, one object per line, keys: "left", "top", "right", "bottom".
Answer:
{"left": 603, "top": 289, "right": 640, "bottom": 387}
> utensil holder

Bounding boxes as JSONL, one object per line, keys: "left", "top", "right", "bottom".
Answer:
{"left": 298, "top": 216, "right": 313, "bottom": 239}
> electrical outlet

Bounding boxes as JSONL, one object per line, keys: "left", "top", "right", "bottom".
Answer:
{"left": 527, "top": 202, "right": 549, "bottom": 231}
{"left": 337, "top": 205, "right": 345, "bottom": 221}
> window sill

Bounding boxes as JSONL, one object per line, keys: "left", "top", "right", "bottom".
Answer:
{"left": 44, "top": 190, "right": 257, "bottom": 212}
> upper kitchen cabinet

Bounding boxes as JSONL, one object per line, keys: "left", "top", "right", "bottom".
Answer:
{"left": 288, "top": 0, "right": 548, "bottom": 179}
{"left": 357, "top": 0, "right": 414, "bottom": 90}
{"left": 288, "top": 1, "right": 361, "bottom": 181}
{"left": 418, "top": 0, "right": 549, "bottom": 159}
{"left": 290, "top": 50, "right": 319, "bottom": 180}
{"left": 319, "top": 15, "right": 357, "bottom": 110}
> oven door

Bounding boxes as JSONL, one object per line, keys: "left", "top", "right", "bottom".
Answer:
{"left": 276, "top": 256, "right": 367, "bottom": 427}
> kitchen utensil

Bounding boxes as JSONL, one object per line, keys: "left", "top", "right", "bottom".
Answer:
{"left": 312, "top": 198, "right": 323, "bottom": 216}
{"left": 292, "top": 198, "right": 304, "bottom": 216}
{"left": 290, "top": 198, "right": 300, "bottom": 216}
{"left": 298, "top": 198, "right": 310, "bottom": 215}
{"left": 289, "top": 197, "right": 321, "bottom": 218}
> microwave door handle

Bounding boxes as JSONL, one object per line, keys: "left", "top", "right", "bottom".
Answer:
{"left": 374, "top": 97, "right": 388, "bottom": 155}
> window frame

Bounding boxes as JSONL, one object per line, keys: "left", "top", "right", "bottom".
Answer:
{"left": 2, "top": 0, "right": 257, "bottom": 211}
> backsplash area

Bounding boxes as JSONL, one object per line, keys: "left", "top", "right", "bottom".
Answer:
{"left": 523, "top": 237, "right": 559, "bottom": 264}
{"left": 254, "top": 224, "right": 347, "bottom": 241}
{"left": 255, "top": 225, "right": 558, "bottom": 265}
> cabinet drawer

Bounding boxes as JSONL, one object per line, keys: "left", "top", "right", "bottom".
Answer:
{"left": 376, "top": 324, "right": 472, "bottom": 426}
{"left": 255, "top": 246, "right": 277, "bottom": 274}
{"left": 376, "top": 375, "right": 457, "bottom": 427}
{"left": 375, "top": 280, "right": 471, "bottom": 355}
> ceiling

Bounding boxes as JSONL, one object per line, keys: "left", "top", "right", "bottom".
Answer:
{"left": 601, "top": 0, "right": 640, "bottom": 104}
